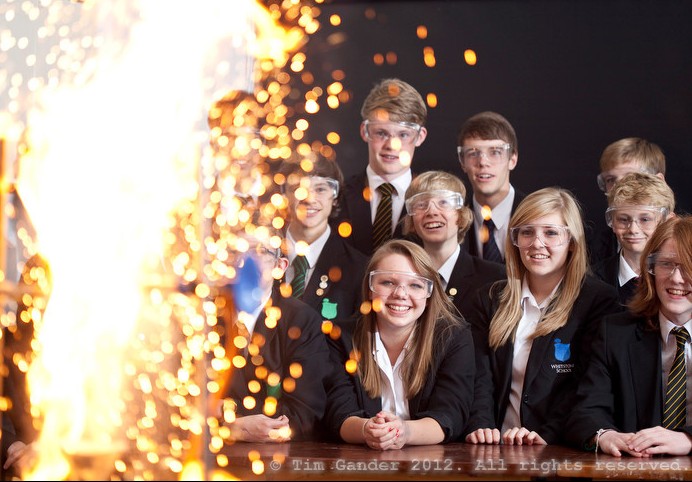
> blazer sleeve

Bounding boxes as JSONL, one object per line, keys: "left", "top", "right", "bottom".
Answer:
{"left": 462, "top": 282, "right": 499, "bottom": 436}
{"left": 537, "top": 278, "right": 621, "bottom": 443}
{"left": 564, "top": 314, "right": 620, "bottom": 449}
{"left": 414, "top": 321, "right": 476, "bottom": 443}
{"left": 278, "top": 304, "right": 331, "bottom": 441}
{"left": 323, "top": 320, "right": 369, "bottom": 441}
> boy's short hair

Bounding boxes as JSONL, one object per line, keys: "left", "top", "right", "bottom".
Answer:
{"left": 607, "top": 172, "right": 675, "bottom": 213}
{"left": 599, "top": 137, "right": 666, "bottom": 175}
{"left": 457, "top": 111, "right": 518, "bottom": 157}
{"left": 360, "top": 78, "right": 427, "bottom": 126}
{"left": 277, "top": 153, "right": 345, "bottom": 218}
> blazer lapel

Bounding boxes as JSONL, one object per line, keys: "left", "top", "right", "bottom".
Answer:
{"left": 523, "top": 333, "right": 553, "bottom": 392}
{"left": 494, "top": 341, "right": 515, "bottom": 413}
{"left": 301, "top": 235, "right": 340, "bottom": 308}
{"left": 604, "top": 256, "right": 620, "bottom": 287}
{"left": 447, "top": 251, "right": 475, "bottom": 294}
{"left": 630, "top": 324, "right": 663, "bottom": 426}
{"left": 463, "top": 226, "right": 480, "bottom": 257}
{"left": 347, "top": 174, "right": 373, "bottom": 250}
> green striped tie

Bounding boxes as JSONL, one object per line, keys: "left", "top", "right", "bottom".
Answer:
{"left": 662, "top": 327, "right": 690, "bottom": 429}
{"left": 372, "top": 183, "right": 395, "bottom": 251}
{"left": 290, "top": 255, "right": 309, "bottom": 298}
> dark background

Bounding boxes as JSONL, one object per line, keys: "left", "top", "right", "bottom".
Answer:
{"left": 301, "top": 0, "right": 692, "bottom": 231}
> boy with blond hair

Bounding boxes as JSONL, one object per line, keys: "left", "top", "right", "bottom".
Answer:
{"left": 592, "top": 172, "right": 675, "bottom": 305}
{"left": 333, "top": 78, "right": 428, "bottom": 256}
{"left": 590, "top": 137, "right": 667, "bottom": 263}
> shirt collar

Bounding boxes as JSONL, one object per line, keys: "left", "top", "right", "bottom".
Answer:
{"left": 659, "top": 315, "right": 692, "bottom": 343}
{"left": 438, "top": 245, "right": 461, "bottom": 287}
{"left": 241, "top": 290, "right": 273, "bottom": 335}
{"left": 366, "top": 165, "right": 412, "bottom": 200}
{"left": 617, "top": 252, "right": 639, "bottom": 286}
{"left": 373, "top": 329, "right": 415, "bottom": 368}
{"left": 286, "top": 225, "right": 331, "bottom": 267}
{"left": 472, "top": 184, "right": 515, "bottom": 230}
{"left": 520, "top": 274, "right": 562, "bottom": 311}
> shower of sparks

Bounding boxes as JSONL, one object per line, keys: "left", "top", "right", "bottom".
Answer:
{"left": 1, "top": 0, "right": 336, "bottom": 480}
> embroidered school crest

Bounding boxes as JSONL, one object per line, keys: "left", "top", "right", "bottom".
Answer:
{"left": 321, "top": 298, "right": 337, "bottom": 320}
{"left": 553, "top": 338, "right": 571, "bottom": 362}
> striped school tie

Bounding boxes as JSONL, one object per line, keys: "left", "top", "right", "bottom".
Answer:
{"left": 372, "top": 183, "right": 395, "bottom": 251}
{"left": 663, "top": 327, "right": 690, "bottom": 429}
{"left": 290, "top": 255, "right": 309, "bottom": 299}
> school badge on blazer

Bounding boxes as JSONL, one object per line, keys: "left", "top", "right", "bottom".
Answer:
{"left": 321, "top": 298, "right": 337, "bottom": 320}
{"left": 553, "top": 338, "right": 571, "bottom": 362}
{"left": 551, "top": 338, "right": 574, "bottom": 373}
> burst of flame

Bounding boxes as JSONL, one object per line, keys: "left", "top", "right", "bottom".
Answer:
{"left": 1, "top": 0, "right": 321, "bottom": 479}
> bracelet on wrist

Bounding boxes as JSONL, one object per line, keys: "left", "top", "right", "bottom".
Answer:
{"left": 362, "top": 417, "right": 371, "bottom": 441}
{"left": 594, "top": 428, "right": 613, "bottom": 454}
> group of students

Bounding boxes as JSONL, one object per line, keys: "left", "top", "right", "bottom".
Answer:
{"left": 1, "top": 77, "right": 690, "bottom": 477}
{"left": 209, "top": 77, "right": 691, "bottom": 458}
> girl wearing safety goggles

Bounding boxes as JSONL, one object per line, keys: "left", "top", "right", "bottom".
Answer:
{"left": 464, "top": 187, "right": 621, "bottom": 447}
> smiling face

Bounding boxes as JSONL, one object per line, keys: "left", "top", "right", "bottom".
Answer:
{"left": 369, "top": 253, "right": 428, "bottom": 335}
{"left": 409, "top": 192, "right": 461, "bottom": 248}
{"left": 361, "top": 120, "right": 427, "bottom": 180}
{"left": 286, "top": 176, "right": 337, "bottom": 236}
{"left": 608, "top": 204, "right": 667, "bottom": 258}
{"left": 459, "top": 137, "right": 517, "bottom": 208}
{"left": 653, "top": 239, "right": 692, "bottom": 325}
{"left": 513, "top": 212, "right": 571, "bottom": 287}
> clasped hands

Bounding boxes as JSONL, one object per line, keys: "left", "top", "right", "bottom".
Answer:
{"left": 362, "top": 411, "right": 409, "bottom": 451}
{"left": 596, "top": 426, "right": 692, "bottom": 457}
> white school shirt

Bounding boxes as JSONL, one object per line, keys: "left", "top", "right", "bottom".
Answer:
{"left": 373, "top": 330, "right": 413, "bottom": 420}
{"left": 286, "top": 225, "right": 331, "bottom": 288}
{"left": 238, "top": 290, "right": 272, "bottom": 336}
{"left": 438, "top": 245, "right": 461, "bottom": 290}
{"left": 617, "top": 252, "right": 639, "bottom": 287}
{"left": 472, "top": 184, "right": 515, "bottom": 259}
{"left": 366, "top": 165, "right": 411, "bottom": 234}
{"left": 502, "top": 277, "right": 561, "bottom": 433}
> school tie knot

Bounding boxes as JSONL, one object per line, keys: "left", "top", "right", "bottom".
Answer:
{"left": 290, "top": 255, "right": 310, "bottom": 298}
{"left": 377, "top": 182, "right": 395, "bottom": 198}
{"left": 674, "top": 327, "right": 691, "bottom": 346}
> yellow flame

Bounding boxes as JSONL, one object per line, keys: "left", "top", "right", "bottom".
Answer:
{"left": 1, "top": 0, "right": 316, "bottom": 480}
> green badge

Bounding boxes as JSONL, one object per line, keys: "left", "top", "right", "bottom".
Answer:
{"left": 267, "top": 383, "right": 282, "bottom": 400}
{"left": 321, "top": 298, "right": 337, "bottom": 320}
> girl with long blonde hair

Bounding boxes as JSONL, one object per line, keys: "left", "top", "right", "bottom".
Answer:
{"left": 464, "top": 187, "right": 621, "bottom": 445}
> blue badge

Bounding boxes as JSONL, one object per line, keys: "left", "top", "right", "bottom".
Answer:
{"left": 553, "top": 338, "right": 571, "bottom": 362}
{"left": 231, "top": 254, "right": 262, "bottom": 313}
{"left": 321, "top": 298, "right": 337, "bottom": 320}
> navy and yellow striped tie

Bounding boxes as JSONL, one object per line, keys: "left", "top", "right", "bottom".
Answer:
{"left": 290, "top": 255, "right": 309, "bottom": 299}
{"left": 372, "top": 183, "right": 395, "bottom": 251}
{"left": 663, "top": 327, "right": 690, "bottom": 429}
